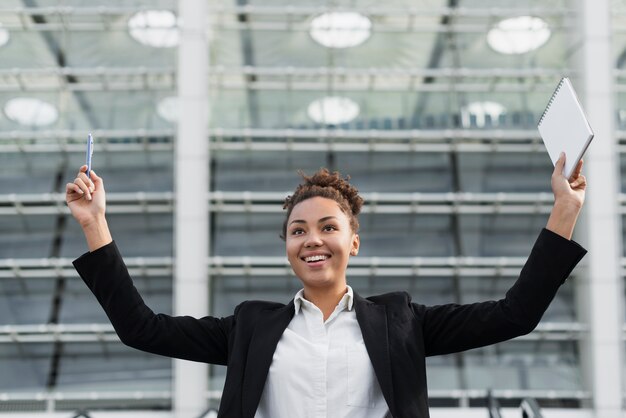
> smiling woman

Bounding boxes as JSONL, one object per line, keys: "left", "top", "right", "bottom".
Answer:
{"left": 67, "top": 161, "right": 587, "bottom": 418}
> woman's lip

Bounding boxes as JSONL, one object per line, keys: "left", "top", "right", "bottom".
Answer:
{"left": 305, "top": 259, "right": 328, "bottom": 267}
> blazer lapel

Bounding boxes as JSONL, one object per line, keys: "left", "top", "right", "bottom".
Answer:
{"left": 241, "top": 300, "right": 295, "bottom": 418}
{"left": 354, "top": 293, "right": 397, "bottom": 417}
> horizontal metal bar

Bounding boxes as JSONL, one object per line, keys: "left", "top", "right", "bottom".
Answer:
{"left": 0, "top": 5, "right": 575, "bottom": 17}
{"left": 210, "top": 128, "right": 544, "bottom": 141}
{"left": 208, "top": 5, "right": 575, "bottom": 18}
{"left": 0, "top": 390, "right": 171, "bottom": 402}
{"left": 0, "top": 127, "right": 586, "bottom": 154}
{"left": 0, "top": 191, "right": 557, "bottom": 216}
{"left": 0, "top": 140, "right": 555, "bottom": 154}
{"left": 211, "top": 21, "right": 572, "bottom": 34}
{"left": 0, "top": 322, "right": 586, "bottom": 344}
{"left": 214, "top": 81, "right": 561, "bottom": 93}
{"left": 1, "top": 251, "right": 587, "bottom": 278}
{"left": 1, "top": 191, "right": 558, "bottom": 204}
{"left": 0, "top": 388, "right": 591, "bottom": 404}
{"left": 0, "top": 66, "right": 572, "bottom": 79}
{"left": 0, "top": 6, "right": 575, "bottom": 34}
{"left": 221, "top": 67, "right": 569, "bottom": 79}
{"left": 426, "top": 389, "right": 590, "bottom": 400}
{"left": 0, "top": 66, "right": 573, "bottom": 93}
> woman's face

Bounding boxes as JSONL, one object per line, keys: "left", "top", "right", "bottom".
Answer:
{"left": 285, "top": 196, "right": 360, "bottom": 291}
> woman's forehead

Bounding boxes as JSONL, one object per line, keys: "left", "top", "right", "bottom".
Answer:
{"left": 288, "top": 196, "right": 348, "bottom": 220}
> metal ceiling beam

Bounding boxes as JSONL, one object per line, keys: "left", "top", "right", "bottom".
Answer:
{"left": 0, "top": 388, "right": 591, "bottom": 403}
{"left": 0, "top": 191, "right": 563, "bottom": 216}
{"left": 0, "top": 322, "right": 588, "bottom": 344}
{"left": 3, "top": 254, "right": 616, "bottom": 279}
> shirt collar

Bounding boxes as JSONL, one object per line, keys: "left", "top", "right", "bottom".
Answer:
{"left": 293, "top": 285, "right": 354, "bottom": 315}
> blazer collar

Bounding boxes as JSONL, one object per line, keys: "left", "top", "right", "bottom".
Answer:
{"left": 241, "top": 300, "right": 295, "bottom": 418}
{"left": 354, "top": 292, "right": 397, "bottom": 418}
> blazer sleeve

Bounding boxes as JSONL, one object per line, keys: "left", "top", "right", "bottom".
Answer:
{"left": 412, "top": 228, "right": 587, "bottom": 357}
{"left": 73, "top": 241, "right": 234, "bottom": 365}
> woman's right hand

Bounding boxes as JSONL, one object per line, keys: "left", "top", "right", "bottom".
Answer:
{"left": 66, "top": 165, "right": 106, "bottom": 228}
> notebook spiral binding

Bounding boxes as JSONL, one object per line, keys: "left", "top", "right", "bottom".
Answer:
{"left": 538, "top": 78, "right": 567, "bottom": 126}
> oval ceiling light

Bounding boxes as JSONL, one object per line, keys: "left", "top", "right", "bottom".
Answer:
{"left": 0, "top": 24, "right": 10, "bottom": 48}
{"left": 307, "top": 96, "right": 360, "bottom": 125}
{"left": 487, "top": 16, "right": 551, "bottom": 55}
{"left": 4, "top": 97, "right": 58, "bottom": 127}
{"left": 461, "top": 101, "right": 506, "bottom": 128}
{"left": 309, "top": 12, "right": 372, "bottom": 49}
{"left": 128, "top": 10, "right": 179, "bottom": 48}
{"left": 157, "top": 96, "right": 179, "bottom": 123}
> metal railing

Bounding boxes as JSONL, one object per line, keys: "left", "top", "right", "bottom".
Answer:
{"left": 521, "top": 398, "right": 544, "bottom": 418}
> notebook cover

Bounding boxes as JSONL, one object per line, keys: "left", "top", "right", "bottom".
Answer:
{"left": 537, "top": 77, "right": 594, "bottom": 179}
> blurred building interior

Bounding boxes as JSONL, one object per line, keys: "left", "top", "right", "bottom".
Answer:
{"left": 0, "top": 0, "right": 624, "bottom": 417}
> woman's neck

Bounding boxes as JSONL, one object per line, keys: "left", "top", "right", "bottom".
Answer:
{"left": 303, "top": 284, "right": 349, "bottom": 321}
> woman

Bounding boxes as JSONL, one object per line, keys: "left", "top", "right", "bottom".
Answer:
{"left": 66, "top": 153, "right": 587, "bottom": 418}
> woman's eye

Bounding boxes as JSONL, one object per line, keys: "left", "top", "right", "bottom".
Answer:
{"left": 323, "top": 225, "right": 337, "bottom": 232}
{"left": 291, "top": 229, "right": 304, "bottom": 235}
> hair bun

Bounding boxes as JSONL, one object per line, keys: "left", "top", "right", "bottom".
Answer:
{"left": 281, "top": 168, "right": 364, "bottom": 239}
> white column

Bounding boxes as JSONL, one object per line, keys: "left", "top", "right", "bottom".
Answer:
{"left": 174, "top": 1, "right": 210, "bottom": 417}
{"left": 575, "top": 0, "right": 624, "bottom": 417}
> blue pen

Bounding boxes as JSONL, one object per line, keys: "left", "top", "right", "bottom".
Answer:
{"left": 86, "top": 133, "right": 94, "bottom": 179}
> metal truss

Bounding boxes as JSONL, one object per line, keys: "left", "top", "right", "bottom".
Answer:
{"left": 0, "top": 322, "right": 588, "bottom": 344}
{"left": 0, "top": 253, "right": 528, "bottom": 279}
{"left": 0, "top": 129, "right": 174, "bottom": 153}
{"left": 0, "top": 66, "right": 573, "bottom": 93}
{"left": 0, "top": 6, "right": 574, "bottom": 33}
{"left": 7, "top": 129, "right": 625, "bottom": 154}
{"left": 206, "top": 6, "right": 573, "bottom": 34}
{"left": 209, "top": 67, "right": 567, "bottom": 93}
{"left": 0, "top": 67, "right": 176, "bottom": 92}
{"left": 0, "top": 127, "right": 547, "bottom": 153}
{"left": 0, "top": 191, "right": 559, "bottom": 216}
{"left": 0, "top": 388, "right": 590, "bottom": 412}
{"left": 0, "top": 390, "right": 171, "bottom": 413}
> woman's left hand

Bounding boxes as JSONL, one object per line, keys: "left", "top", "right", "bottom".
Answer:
{"left": 551, "top": 153, "right": 586, "bottom": 211}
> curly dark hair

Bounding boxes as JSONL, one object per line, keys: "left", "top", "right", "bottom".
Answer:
{"left": 281, "top": 168, "right": 364, "bottom": 240}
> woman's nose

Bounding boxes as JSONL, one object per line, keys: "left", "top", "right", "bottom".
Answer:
{"left": 304, "top": 231, "right": 323, "bottom": 247}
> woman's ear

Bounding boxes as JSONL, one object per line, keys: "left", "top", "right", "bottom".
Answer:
{"left": 350, "top": 234, "right": 360, "bottom": 256}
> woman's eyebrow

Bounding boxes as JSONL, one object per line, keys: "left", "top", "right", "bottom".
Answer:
{"left": 318, "top": 216, "right": 338, "bottom": 223}
{"left": 288, "top": 216, "right": 338, "bottom": 226}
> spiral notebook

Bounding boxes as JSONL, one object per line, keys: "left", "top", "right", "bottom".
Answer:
{"left": 537, "top": 77, "right": 594, "bottom": 179}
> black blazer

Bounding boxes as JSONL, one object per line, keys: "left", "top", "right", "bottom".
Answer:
{"left": 73, "top": 228, "right": 586, "bottom": 418}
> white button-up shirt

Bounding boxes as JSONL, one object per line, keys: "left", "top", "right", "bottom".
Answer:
{"left": 255, "top": 286, "right": 391, "bottom": 418}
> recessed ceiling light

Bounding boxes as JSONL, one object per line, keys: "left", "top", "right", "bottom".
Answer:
{"left": 4, "top": 98, "right": 58, "bottom": 127}
{"left": 307, "top": 96, "right": 360, "bottom": 125}
{"left": 157, "top": 96, "right": 179, "bottom": 123}
{"left": 461, "top": 101, "right": 506, "bottom": 128}
{"left": 309, "top": 12, "right": 372, "bottom": 49}
{"left": 128, "top": 10, "right": 179, "bottom": 48}
{"left": 487, "top": 16, "right": 551, "bottom": 55}
{"left": 0, "top": 24, "right": 10, "bottom": 48}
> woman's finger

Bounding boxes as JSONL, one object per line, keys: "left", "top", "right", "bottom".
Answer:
{"left": 65, "top": 182, "right": 84, "bottom": 196}
{"left": 77, "top": 171, "right": 95, "bottom": 192}
{"left": 569, "top": 159, "right": 584, "bottom": 181}
{"left": 553, "top": 152, "right": 565, "bottom": 177}
{"left": 570, "top": 174, "right": 587, "bottom": 189}
{"left": 74, "top": 177, "right": 92, "bottom": 200}
{"left": 89, "top": 170, "right": 104, "bottom": 191}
